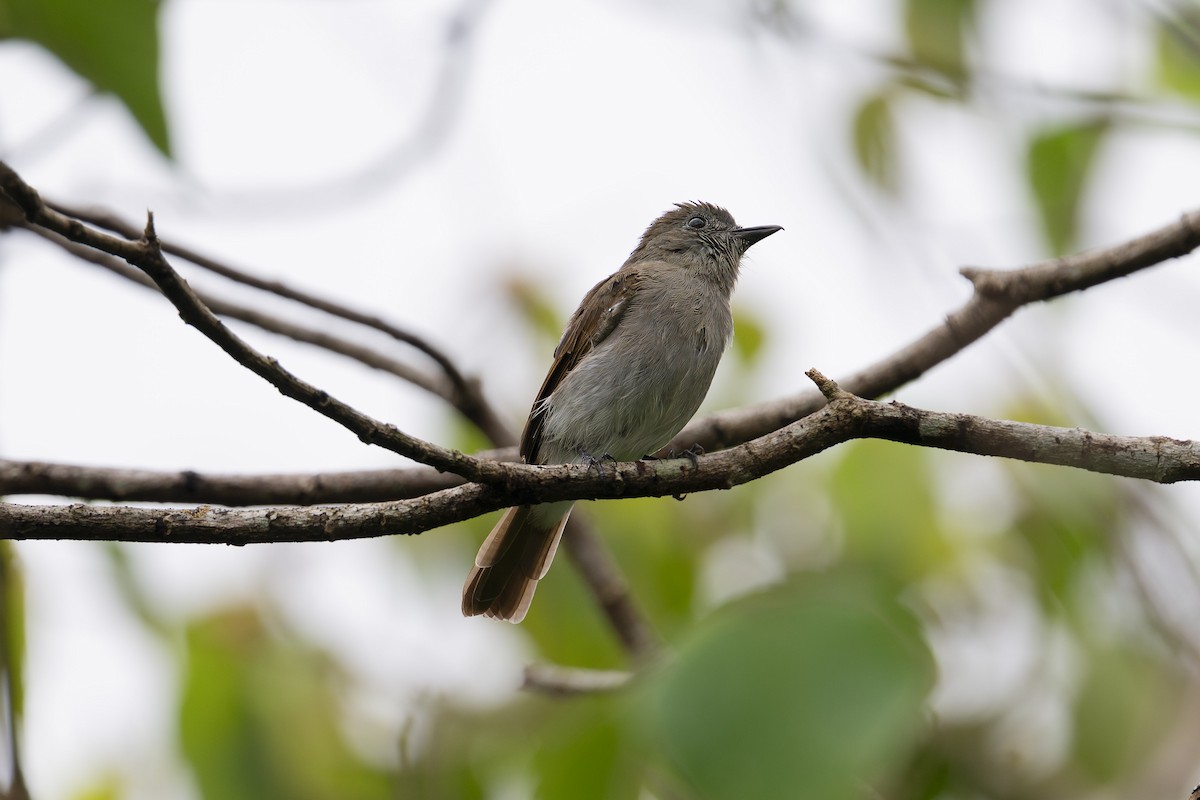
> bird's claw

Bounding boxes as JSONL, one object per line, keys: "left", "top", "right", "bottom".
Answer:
{"left": 578, "top": 448, "right": 617, "bottom": 475}
{"left": 667, "top": 443, "right": 705, "bottom": 468}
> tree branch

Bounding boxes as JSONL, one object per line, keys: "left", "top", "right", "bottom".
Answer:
{"left": 26, "top": 226, "right": 456, "bottom": 402}
{"left": 9, "top": 205, "right": 1199, "bottom": 506}
{"left": 7, "top": 163, "right": 1199, "bottom": 662}
{"left": 43, "top": 204, "right": 513, "bottom": 447}
{"left": 0, "top": 458, "right": 475, "bottom": 504}
{"left": 0, "top": 160, "right": 506, "bottom": 483}
{"left": 5, "top": 165, "right": 657, "bottom": 657}
{"left": 3, "top": 372, "right": 1197, "bottom": 543}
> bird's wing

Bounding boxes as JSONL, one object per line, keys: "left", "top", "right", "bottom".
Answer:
{"left": 520, "top": 268, "right": 641, "bottom": 461}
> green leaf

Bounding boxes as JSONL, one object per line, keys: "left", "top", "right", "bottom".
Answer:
{"left": 1155, "top": 10, "right": 1200, "bottom": 101}
{"left": 904, "top": 0, "right": 976, "bottom": 80}
{"left": 652, "top": 574, "right": 933, "bottom": 800}
{"left": 1027, "top": 121, "right": 1108, "bottom": 255}
{"left": 852, "top": 90, "right": 899, "bottom": 193}
{"left": 0, "top": 0, "right": 170, "bottom": 155}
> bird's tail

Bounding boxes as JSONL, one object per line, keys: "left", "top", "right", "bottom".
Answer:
{"left": 462, "top": 501, "right": 574, "bottom": 623}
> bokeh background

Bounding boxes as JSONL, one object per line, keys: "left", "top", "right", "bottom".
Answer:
{"left": 2, "top": 0, "right": 1200, "bottom": 798}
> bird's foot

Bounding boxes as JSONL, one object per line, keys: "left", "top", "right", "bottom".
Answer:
{"left": 667, "top": 443, "right": 705, "bottom": 468}
{"left": 578, "top": 448, "right": 617, "bottom": 475}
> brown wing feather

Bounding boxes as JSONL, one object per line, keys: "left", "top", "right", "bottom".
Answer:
{"left": 520, "top": 269, "right": 641, "bottom": 462}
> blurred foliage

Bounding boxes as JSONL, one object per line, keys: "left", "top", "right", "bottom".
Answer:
{"left": 70, "top": 777, "right": 122, "bottom": 800}
{"left": 0, "top": 542, "right": 23, "bottom": 724}
{"left": 0, "top": 0, "right": 169, "bottom": 155}
{"left": 729, "top": 308, "right": 767, "bottom": 365}
{"left": 179, "top": 608, "right": 394, "bottom": 800}
{"left": 503, "top": 274, "right": 568, "bottom": 349}
{"left": 831, "top": 440, "right": 949, "bottom": 583}
{"left": 651, "top": 574, "right": 934, "bottom": 800}
{"left": 853, "top": 89, "right": 900, "bottom": 193}
{"left": 1072, "top": 642, "right": 1182, "bottom": 784}
{"left": 904, "top": 0, "right": 975, "bottom": 84}
{"left": 0, "top": 543, "right": 26, "bottom": 800}
{"left": 7, "top": 1, "right": 1200, "bottom": 799}
{"left": 1026, "top": 120, "right": 1109, "bottom": 256}
{"left": 1156, "top": 7, "right": 1200, "bottom": 101}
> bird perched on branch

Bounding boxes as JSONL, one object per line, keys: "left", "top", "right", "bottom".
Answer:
{"left": 463, "top": 202, "right": 782, "bottom": 622}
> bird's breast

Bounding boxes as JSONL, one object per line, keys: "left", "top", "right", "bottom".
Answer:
{"left": 537, "top": 281, "right": 732, "bottom": 463}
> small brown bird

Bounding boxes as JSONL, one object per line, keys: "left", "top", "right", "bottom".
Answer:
{"left": 462, "top": 202, "right": 781, "bottom": 622}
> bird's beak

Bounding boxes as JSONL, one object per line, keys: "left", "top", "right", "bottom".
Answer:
{"left": 734, "top": 225, "right": 783, "bottom": 248}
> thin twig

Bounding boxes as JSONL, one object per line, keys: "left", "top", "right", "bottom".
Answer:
{"left": 521, "top": 664, "right": 632, "bottom": 696}
{"left": 45, "top": 202, "right": 513, "bottom": 446}
{"left": 28, "top": 227, "right": 452, "bottom": 399}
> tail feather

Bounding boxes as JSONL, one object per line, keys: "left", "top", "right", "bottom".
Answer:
{"left": 462, "top": 502, "right": 573, "bottom": 623}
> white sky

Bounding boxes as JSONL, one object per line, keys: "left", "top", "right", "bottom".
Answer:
{"left": 2, "top": 0, "right": 1200, "bottom": 797}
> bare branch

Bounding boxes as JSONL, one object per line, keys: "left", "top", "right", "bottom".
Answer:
{"left": 27, "top": 227, "right": 454, "bottom": 401}
{"left": 8, "top": 168, "right": 660, "bottom": 659}
{"left": 0, "top": 458, "right": 477, "bottom": 504}
{"left": 8, "top": 168, "right": 1199, "bottom": 507}
{"left": 40, "top": 205, "right": 512, "bottom": 445}
{"left": 4, "top": 376, "right": 1197, "bottom": 543}
{"left": 0, "top": 160, "right": 507, "bottom": 483}
{"left": 8, "top": 164, "right": 1199, "bottom": 663}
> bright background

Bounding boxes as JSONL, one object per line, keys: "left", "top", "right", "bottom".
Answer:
{"left": 2, "top": 1, "right": 1200, "bottom": 798}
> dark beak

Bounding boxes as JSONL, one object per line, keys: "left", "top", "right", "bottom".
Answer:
{"left": 734, "top": 224, "right": 783, "bottom": 248}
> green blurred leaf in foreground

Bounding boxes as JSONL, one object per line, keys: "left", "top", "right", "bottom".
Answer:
{"left": 0, "top": 0, "right": 170, "bottom": 155}
{"left": 650, "top": 573, "right": 934, "bottom": 800}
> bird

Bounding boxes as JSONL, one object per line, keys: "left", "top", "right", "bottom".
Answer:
{"left": 462, "top": 202, "right": 782, "bottom": 622}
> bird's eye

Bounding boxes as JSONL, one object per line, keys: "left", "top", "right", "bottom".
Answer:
{"left": 686, "top": 216, "right": 706, "bottom": 229}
